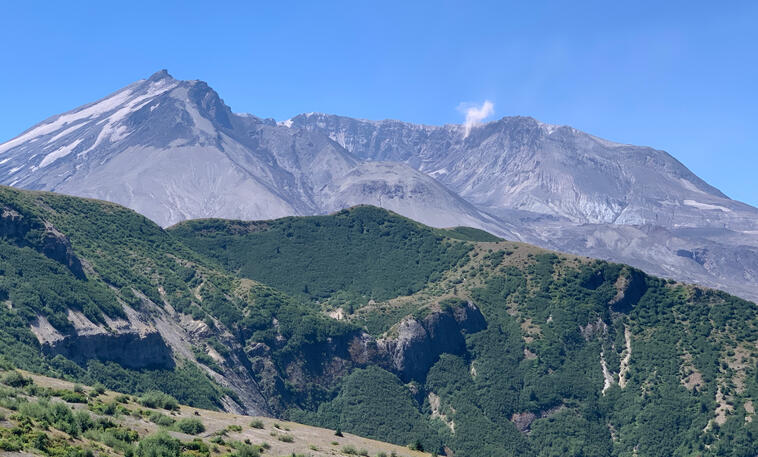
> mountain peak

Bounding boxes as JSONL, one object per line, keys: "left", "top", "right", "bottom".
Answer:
{"left": 147, "top": 69, "right": 174, "bottom": 82}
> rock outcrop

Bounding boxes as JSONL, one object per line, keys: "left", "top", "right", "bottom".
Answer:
{"left": 31, "top": 307, "right": 173, "bottom": 369}
{"left": 249, "top": 300, "right": 488, "bottom": 412}
{"left": 40, "top": 223, "right": 86, "bottom": 279}
{"left": 609, "top": 268, "right": 647, "bottom": 313}
{"left": 45, "top": 329, "right": 173, "bottom": 369}
{"left": 377, "top": 301, "right": 487, "bottom": 382}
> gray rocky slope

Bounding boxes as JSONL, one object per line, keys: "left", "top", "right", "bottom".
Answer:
{"left": 1, "top": 70, "right": 756, "bottom": 301}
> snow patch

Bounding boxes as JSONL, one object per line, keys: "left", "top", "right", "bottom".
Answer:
{"left": 0, "top": 87, "right": 134, "bottom": 155}
{"left": 679, "top": 178, "right": 708, "bottom": 194}
{"left": 39, "top": 138, "right": 83, "bottom": 168}
{"left": 683, "top": 199, "right": 731, "bottom": 212}
{"left": 47, "top": 122, "right": 88, "bottom": 144}
{"left": 78, "top": 79, "right": 178, "bottom": 158}
{"left": 536, "top": 120, "right": 561, "bottom": 135}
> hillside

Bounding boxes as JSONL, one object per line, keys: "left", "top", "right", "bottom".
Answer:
{"left": 0, "top": 186, "right": 756, "bottom": 456}
{"left": 0, "top": 185, "right": 348, "bottom": 416}
{"left": 175, "top": 208, "right": 758, "bottom": 457}
{"left": 168, "top": 206, "right": 481, "bottom": 302}
{"left": 0, "top": 368, "right": 427, "bottom": 457}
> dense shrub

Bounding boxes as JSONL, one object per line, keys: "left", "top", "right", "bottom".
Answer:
{"left": 170, "top": 207, "right": 471, "bottom": 302}
{"left": 1, "top": 371, "right": 31, "bottom": 388}
{"left": 139, "top": 391, "right": 179, "bottom": 411}
{"left": 136, "top": 432, "right": 181, "bottom": 457}
{"left": 175, "top": 417, "right": 205, "bottom": 435}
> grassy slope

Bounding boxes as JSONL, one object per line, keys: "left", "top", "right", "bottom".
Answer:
{"left": 0, "top": 368, "right": 428, "bottom": 457}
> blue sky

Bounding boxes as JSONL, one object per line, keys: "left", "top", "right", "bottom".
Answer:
{"left": 1, "top": 1, "right": 756, "bottom": 205}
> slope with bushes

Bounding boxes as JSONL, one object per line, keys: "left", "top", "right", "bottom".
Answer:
{"left": 175, "top": 210, "right": 758, "bottom": 457}
{"left": 0, "top": 186, "right": 755, "bottom": 456}
{"left": 0, "top": 367, "right": 426, "bottom": 457}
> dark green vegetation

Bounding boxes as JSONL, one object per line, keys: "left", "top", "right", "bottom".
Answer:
{"left": 0, "top": 188, "right": 242, "bottom": 409}
{"left": 0, "top": 187, "right": 358, "bottom": 412}
{"left": 291, "top": 366, "right": 443, "bottom": 452}
{"left": 170, "top": 206, "right": 472, "bottom": 302}
{"left": 0, "top": 186, "right": 756, "bottom": 457}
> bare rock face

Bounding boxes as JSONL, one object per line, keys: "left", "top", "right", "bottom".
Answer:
{"left": 608, "top": 268, "right": 648, "bottom": 313}
{"left": 40, "top": 224, "right": 86, "bottom": 279}
{"left": 511, "top": 412, "right": 537, "bottom": 433}
{"left": 377, "top": 301, "right": 487, "bottom": 382}
{"left": 0, "top": 208, "right": 29, "bottom": 238}
{"left": 44, "top": 330, "right": 174, "bottom": 369}
{"left": 31, "top": 308, "right": 173, "bottom": 370}
{"left": 30, "top": 299, "right": 270, "bottom": 415}
{"left": 250, "top": 301, "right": 488, "bottom": 410}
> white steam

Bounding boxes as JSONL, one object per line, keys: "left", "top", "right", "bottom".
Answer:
{"left": 460, "top": 100, "right": 494, "bottom": 137}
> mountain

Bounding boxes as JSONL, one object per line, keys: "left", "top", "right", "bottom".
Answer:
{"left": 1, "top": 186, "right": 754, "bottom": 456}
{"left": 289, "top": 113, "right": 752, "bottom": 226}
{"left": 0, "top": 70, "right": 505, "bottom": 239}
{"left": 291, "top": 113, "right": 758, "bottom": 302}
{"left": 0, "top": 70, "right": 756, "bottom": 303}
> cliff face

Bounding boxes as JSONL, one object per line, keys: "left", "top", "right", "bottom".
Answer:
{"left": 608, "top": 267, "right": 648, "bottom": 313}
{"left": 29, "top": 298, "right": 272, "bottom": 416}
{"left": 44, "top": 330, "right": 174, "bottom": 369}
{"left": 268, "top": 301, "right": 488, "bottom": 397}
{"left": 31, "top": 306, "right": 173, "bottom": 370}
{"left": 0, "top": 207, "right": 28, "bottom": 238}
{"left": 40, "top": 223, "right": 86, "bottom": 279}
{"left": 377, "top": 301, "right": 487, "bottom": 382}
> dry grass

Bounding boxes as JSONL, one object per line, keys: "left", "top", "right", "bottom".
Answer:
{"left": 21, "top": 370, "right": 431, "bottom": 457}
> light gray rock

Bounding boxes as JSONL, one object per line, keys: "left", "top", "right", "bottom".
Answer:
{"left": 292, "top": 113, "right": 758, "bottom": 302}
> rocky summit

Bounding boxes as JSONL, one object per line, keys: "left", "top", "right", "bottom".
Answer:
{"left": 0, "top": 70, "right": 756, "bottom": 303}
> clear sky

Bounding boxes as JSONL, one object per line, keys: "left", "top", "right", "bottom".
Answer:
{"left": 1, "top": 1, "right": 756, "bottom": 205}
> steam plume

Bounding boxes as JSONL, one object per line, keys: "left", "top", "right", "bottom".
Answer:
{"left": 460, "top": 100, "right": 494, "bottom": 137}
